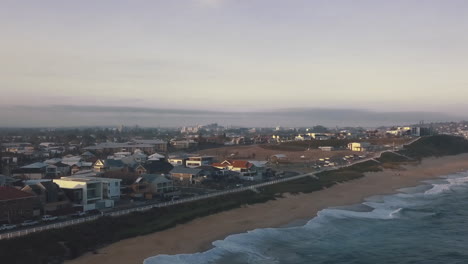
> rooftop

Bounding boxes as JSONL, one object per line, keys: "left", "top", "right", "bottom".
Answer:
{"left": 21, "top": 162, "right": 48, "bottom": 169}
{"left": 170, "top": 167, "right": 202, "bottom": 174}
{"left": 0, "top": 186, "right": 35, "bottom": 201}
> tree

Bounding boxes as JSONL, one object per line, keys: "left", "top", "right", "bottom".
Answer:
{"left": 312, "top": 125, "right": 329, "bottom": 133}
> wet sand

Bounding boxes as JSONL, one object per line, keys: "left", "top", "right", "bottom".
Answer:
{"left": 66, "top": 154, "right": 468, "bottom": 264}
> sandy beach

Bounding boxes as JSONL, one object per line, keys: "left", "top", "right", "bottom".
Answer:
{"left": 66, "top": 153, "right": 468, "bottom": 264}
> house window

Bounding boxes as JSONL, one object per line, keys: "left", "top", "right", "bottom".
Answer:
{"left": 115, "top": 182, "right": 118, "bottom": 187}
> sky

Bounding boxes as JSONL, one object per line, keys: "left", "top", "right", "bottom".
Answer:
{"left": 1, "top": 0, "right": 468, "bottom": 127}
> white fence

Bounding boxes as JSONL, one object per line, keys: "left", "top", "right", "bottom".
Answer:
{"left": 0, "top": 215, "right": 100, "bottom": 240}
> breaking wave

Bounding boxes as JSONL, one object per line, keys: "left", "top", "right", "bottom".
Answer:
{"left": 145, "top": 171, "right": 468, "bottom": 264}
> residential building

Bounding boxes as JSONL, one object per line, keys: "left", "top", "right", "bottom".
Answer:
{"left": 131, "top": 174, "right": 174, "bottom": 199}
{"left": 11, "top": 162, "right": 58, "bottom": 180}
{"left": 134, "top": 164, "right": 147, "bottom": 175}
{"left": 0, "top": 174, "right": 19, "bottom": 187}
{"left": 185, "top": 156, "right": 214, "bottom": 168}
{"left": 144, "top": 160, "right": 174, "bottom": 174}
{"left": 307, "top": 133, "right": 331, "bottom": 140}
{"left": 93, "top": 159, "right": 127, "bottom": 172}
{"left": 21, "top": 180, "right": 71, "bottom": 214}
{"left": 70, "top": 161, "right": 93, "bottom": 174}
{"left": 212, "top": 160, "right": 260, "bottom": 181}
{"left": 295, "top": 134, "right": 312, "bottom": 141}
{"left": 83, "top": 141, "right": 167, "bottom": 154}
{"left": 170, "top": 167, "right": 204, "bottom": 184}
{"left": 170, "top": 139, "right": 198, "bottom": 150}
{"left": 348, "top": 142, "right": 371, "bottom": 152}
{"left": 0, "top": 186, "right": 41, "bottom": 223}
{"left": 53, "top": 177, "right": 116, "bottom": 211}
{"left": 147, "top": 153, "right": 165, "bottom": 161}
{"left": 168, "top": 155, "right": 188, "bottom": 167}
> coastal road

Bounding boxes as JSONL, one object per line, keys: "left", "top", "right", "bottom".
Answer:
{"left": 0, "top": 137, "right": 421, "bottom": 240}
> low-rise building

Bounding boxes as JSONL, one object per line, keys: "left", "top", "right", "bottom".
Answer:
{"left": 168, "top": 155, "right": 188, "bottom": 167}
{"left": 21, "top": 180, "right": 71, "bottom": 214}
{"left": 170, "top": 139, "right": 198, "bottom": 150}
{"left": 84, "top": 141, "right": 167, "bottom": 155}
{"left": 12, "top": 162, "right": 58, "bottom": 180}
{"left": 0, "top": 174, "right": 19, "bottom": 187}
{"left": 170, "top": 167, "right": 204, "bottom": 184}
{"left": 348, "top": 142, "right": 371, "bottom": 152}
{"left": 185, "top": 156, "right": 214, "bottom": 168}
{"left": 212, "top": 160, "right": 261, "bottom": 181}
{"left": 0, "top": 186, "right": 41, "bottom": 223}
{"left": 93, "top": 159, "right": 127, "bottom": 172}
{"left": 131, "top": 174, "right": 174, "bottom": 199}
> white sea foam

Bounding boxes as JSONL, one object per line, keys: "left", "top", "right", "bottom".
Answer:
{"left": 144, "top": 171, "right": 468, "bottom": 264}
{"left": 424, "top": 174, "right": 468, "bottom": 195}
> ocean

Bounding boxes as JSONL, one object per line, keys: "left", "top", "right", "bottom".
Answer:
{"left": 144, "top": 172, "right": 468, "bottom": 264}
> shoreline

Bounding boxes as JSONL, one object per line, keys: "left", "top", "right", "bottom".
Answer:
{"left": 66, "top": 153, "right": 468, "bottom": 264}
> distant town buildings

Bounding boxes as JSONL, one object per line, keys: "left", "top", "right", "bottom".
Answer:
{"left": 348, "top": 142, "right": 371, "bottom": 152}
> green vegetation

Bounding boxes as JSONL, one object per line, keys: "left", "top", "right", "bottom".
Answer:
{"left": 400, "top": 135, "right": 468, "bottom": 159}
{"left": 261, "top": 139, "right": 353, "bottom": 151}
{"left": 316, "top": 160, "right": 382, "bottom": 187}
{"left": 2, "top": 135, "right": 468, "bottom": 264}
{"left": 261, "top": 137, "right": 412, "bottom": 152}
{"left": 377, "top": 152, "right": 411, "bottom": 163}
{"left": 0, "top": 191, "right": 273, "bottom": 264}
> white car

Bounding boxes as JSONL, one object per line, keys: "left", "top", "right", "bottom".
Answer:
{"left": 21, "top": 220, "right": 39, "bottom": 226}
{"left": 41, "top": 215, "right": 58, "bottom": 221}
{"left": 0, "top": 224, "right": 16, "bottom": 231}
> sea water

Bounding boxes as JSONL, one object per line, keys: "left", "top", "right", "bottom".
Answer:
{"left": 145, "top": 172, "right": 468, "bottom": 264}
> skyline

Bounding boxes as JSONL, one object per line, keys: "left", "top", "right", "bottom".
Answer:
{"left": 1, "top": 0, "right": 468, "bottom": 125}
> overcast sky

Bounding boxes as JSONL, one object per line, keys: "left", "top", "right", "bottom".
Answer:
{"left": 1, "top": 0, "right": 467, "bottom": 127}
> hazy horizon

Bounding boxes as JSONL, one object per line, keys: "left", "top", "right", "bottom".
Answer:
{"left": 2, "top": 0, "right": 468, "bottom": 126}
{"left": 0, "top": 105, "right": 463, "bottom": 128}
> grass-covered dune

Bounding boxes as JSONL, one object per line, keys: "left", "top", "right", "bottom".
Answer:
{"left": 401, "top": 135, "right": 468, "bottom": 159}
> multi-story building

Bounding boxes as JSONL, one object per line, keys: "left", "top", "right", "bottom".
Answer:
{"left": 185, "top": 156, "right": 214, "bottom": 168}
{"left": 53, "top": 176, "right": 120, "bottom": 211}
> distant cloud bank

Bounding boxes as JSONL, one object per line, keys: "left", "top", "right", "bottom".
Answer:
{"left": 0, "top": 105, "right": 461, "bottom": 128}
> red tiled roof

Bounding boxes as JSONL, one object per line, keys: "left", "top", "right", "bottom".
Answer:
{"left": 0, "top": 186, "right": 35, "bottom": 201}
{"left": 231, "top": 160, "right": 252, "bottom": 169}
{"left": 212, "top": 162, "right": 227, "bottom": 168}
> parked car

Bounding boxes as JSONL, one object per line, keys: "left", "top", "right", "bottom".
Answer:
{"left": 0, "top": 224, "right": 17, "bottom": 231}
{"left": 71, "top": 211, "right": 87, "bottom": 217}
{"left": 41, "top": 215, "right": 58, "bottom": 221}
{"left": 21, "top": 220, "right": 39, "bottom": 226}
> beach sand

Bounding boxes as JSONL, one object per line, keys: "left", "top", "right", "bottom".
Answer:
{"left": 66, "top": 154, "right": 468, "bottom": 264}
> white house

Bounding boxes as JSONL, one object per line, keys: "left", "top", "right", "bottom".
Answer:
{"left": 185, "top": 156, "right": 214, "bottom": 168}
{"left": 348, "top": 142, "right": 371, "bottom": 152}
{"left": 295, "top": 134, "right": 312, "bottom": 141}
{"left": 212, "top": 160, "right": 261, "bottom": 181}
{"left": 53, "top": 176, "right": 120, "bottom": 211}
